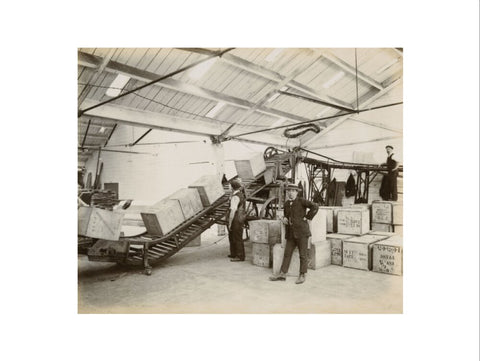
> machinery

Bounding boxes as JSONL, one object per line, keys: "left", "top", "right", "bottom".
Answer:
{"left": 79, "top": 147, "right": 402, "bottom": 274}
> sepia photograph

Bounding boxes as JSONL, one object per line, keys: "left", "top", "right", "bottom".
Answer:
{"left": 2, "top": 1, "right": 478, "bottom": 360}
{"left": 77, "top": 47, "right": 404, "bottom": 313}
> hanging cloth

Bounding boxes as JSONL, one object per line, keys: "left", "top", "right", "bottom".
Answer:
{"left": 345, "top": 173, "right": 357, "bottom": 197}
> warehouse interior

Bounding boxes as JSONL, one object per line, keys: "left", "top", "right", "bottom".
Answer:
{"left": 78, "top": 47, "right": 405, "bottom": 314}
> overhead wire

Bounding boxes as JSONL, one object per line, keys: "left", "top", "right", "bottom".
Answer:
{"left": 78, "top": 82, "right": 274, "bottom": 129}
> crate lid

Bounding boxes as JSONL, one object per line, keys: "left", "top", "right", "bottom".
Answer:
{"left": 369, "top": 231, "right": 395, "bottom": 237}
{"left": 327, "top": 233, "right": 357, "bottom": 240}
{"left": 346, "top": 234, "right": 390, "bottom": 244}
{"left": 375, "top": 235, "right": 403, "bottom": 247}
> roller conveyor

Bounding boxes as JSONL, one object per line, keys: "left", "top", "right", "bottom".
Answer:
{"left": 85, "top": 157, "right": 292, "bottom": 274}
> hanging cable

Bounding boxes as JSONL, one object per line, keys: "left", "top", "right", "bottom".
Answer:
{"left": 78, "top": 48, "right": 235, "bottom": 117}
{"left": 283, "top": 123, "right": 320, "bottom": 138}
{"left": 355, "top": 48, "right": 360, "bottom": 112}
{"left": 78, "top": 82, "right": 273, "bottom": 129}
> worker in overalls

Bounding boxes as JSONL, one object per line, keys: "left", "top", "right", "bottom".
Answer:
{"left": 382, "top": 145, "right": 400, "bottom": 201}
{"left": 269, "top": 183, "right": 319, "bottom": 284}
{"left": 227, "top": 179, "right": 246, "bottom": 262}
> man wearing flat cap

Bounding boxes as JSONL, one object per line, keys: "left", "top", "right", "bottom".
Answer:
{"left": 227, "top": 179, "right": 246, "bottom": 262}
{"left": 381, "top": 145, "right": 400, "bottom": 201}
{"left": 270, "top": 183, "right": 319, "bottom": 284}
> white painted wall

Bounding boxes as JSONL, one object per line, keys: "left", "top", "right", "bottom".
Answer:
{"left": 83, "top": 125, "right": 268, "bottom": 204}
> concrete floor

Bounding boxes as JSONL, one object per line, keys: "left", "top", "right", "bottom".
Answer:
{"left": 78, "top": 229, "right": 402, "bottom": 314}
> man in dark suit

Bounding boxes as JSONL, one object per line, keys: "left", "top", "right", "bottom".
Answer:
{"left": 269, "top": 183, "right": 319, "bottom": 284}
{"left": 381, "top": 145, "right": 400, "bottom": 201}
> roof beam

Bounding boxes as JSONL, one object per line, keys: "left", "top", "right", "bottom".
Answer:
{"left": 349, "top": 117, "right": 402, "bottom": 134}
{"left": 80, "top": 99, "right": 292, "bottom": 148}
{"left": 78, "top": 51, "right": 311, "bottom": 125}
{"left": 393, "top": 48, "right": 403, "bottom": 56}
{"left": 78, "top": 48, "right": 116, "bottom": 107}
{"left": 315, "top": 49, "right": 384, "bottom": 90}
{"left": 78, "top": 133, "right": 108, "bottom": 140}
{"left": 219, "top": 55, "right": 322, "bottom": 137}
{"left": 308, "top": 136, "right": 402, "bottom": 150}
{"left": 177, "top": 48, "right": 354, "bottom": 110}
{"left": 78, "top": 48, "right": 235, "bottom": 117}
{"left": 303, "top": 77, "right": 403, "bottom": 147}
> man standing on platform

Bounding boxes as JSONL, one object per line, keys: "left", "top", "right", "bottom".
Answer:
{"left": 227, "top": 179, "right": 246, "bottom": 262}
{"left": 382, "top": 145, "right": 400, "bottom": 201}
{"left": 269, "top": 183, "right": 319, "bottom": 284}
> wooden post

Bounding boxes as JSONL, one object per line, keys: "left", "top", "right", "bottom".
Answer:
{"left": 210, "top": 142, "right": 225, "bottom": 182}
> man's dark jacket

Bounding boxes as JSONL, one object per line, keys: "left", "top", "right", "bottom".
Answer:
{"left": 284, "top": 197, "right": 319, "bottom": 239}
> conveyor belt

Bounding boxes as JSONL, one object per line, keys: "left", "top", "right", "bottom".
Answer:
{"left": 86, "top": 159, "right": 292, "bottom": 273}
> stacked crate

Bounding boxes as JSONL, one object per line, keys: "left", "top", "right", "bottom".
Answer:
{"left": 371, "top": 201, "right": 403, "bottom": 235}
{"left": 372, "top": 235, "right": 403, "bottom": 275}
{"left": 337, "top": 208, "right": 370, "bottom": 235}
{"left": 318, "top": 206, "right": 343, "bottom": 233}
{"left": 326, "top": 233, "right": 357, "bottom": 266}
{"left": 342, "top": 234, "right": 390, "bottom": 271}
{"left": 308, "top": 209, "right": 331, "bottom": 269}
{"left": 272, "top": 210, "right": 330, "bottom": 274}
{"left": 272, "top": 241, "right": 331, "bottom": 275}
{"left": 248, "top": 220, "right": 281, "bottom": 267}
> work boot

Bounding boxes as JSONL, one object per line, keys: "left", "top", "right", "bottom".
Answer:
{"left": 295, "top": 273, "right": 306, "bottom": 284}
{"left": 230, "top": 257, "right": 244, "bottom": 262}
{"left": 269, "top": 273, "right": 286, "bottom": 281}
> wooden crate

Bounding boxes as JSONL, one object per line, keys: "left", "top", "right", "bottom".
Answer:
{"left": 326, "top": 233, "right": 356, "bottom": 266}
{"left": 310, "top": 209, "right": 327, "bottom": 241}
{"left": 234, "top": 153, "right": 266, "bottom": 179}
{"left": 372, "top": 201, "right": 403, "bottom": 225}
{"left": 319, "top": 206, "right": 343, "bottom": 233}
{"left": 188, "top": 174, "right": 225, "bottom": 207}
{"left": 224, "top": 160, "right": 238, "bottom": 181}
{"left": 369, "top": 231, "right": 395, "bottom": 237}
{"left": 166, "top": 188, "right": 203, "bottom": 219}
{"left": 248, "top": 220, "right": 281, "bottom": 245}
{"left": 141, "top": 200, "right": 185, "bottom": 236}
{"left": 343, "top": 234, "right": 390, "bottom": 270}
{"left": 252, "top": 243, "right": 272, "bottom": 267}
{"left": 394, "top": 225, "right": 403, "bottom": 236}
{"left": 272, "top": 244, "right": 300, "bottom": 276}
{"left": 308, "top": 240, "right": 331, "bottom": 269}
{"left": 113, "top": 205, "right": 149, "bottom": 227}
{"left": 272, "top": 243, "right": 326, "bottom": 275}
{"left": 371, "top": 222, "right": 395, "bottom": 232}
{"left": 78, "top": 206, "right": 124, "bottom": 241}
{"left": 337, "top": 208, "right": 370, "bottom": 235}
{"left": 372, "top": 235, "right": 403, "bottom": 275}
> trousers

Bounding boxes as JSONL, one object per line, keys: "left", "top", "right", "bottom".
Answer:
{"left": 387, "top": 171, "right": 398, "bottom": 201}
{"left": 228, "top": 224, "right": 244, "bottom": 260}
{"left": 280, "top": 236, "right": 308, "bottom": 275}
